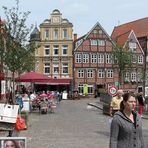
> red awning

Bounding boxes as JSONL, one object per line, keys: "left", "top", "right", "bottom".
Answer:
{"left": 35, "top": 78, "right": 71, "bottom": 85}
{"left": 15, "top": 71, "right": 49, "bottom": 82}
{"left": 16, "top": 72, "right": 71, "bottom": 85}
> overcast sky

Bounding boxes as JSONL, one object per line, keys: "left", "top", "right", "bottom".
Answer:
{"left": 0, "top": 0, "right": 148, "bottom": 37}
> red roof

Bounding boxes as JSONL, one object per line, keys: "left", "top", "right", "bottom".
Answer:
{"left": 112, "top": 17, "right": 148, "bottom": 39}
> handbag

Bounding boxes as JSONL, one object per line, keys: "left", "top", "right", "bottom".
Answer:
{"left": 15, "top": 115, "right": 27, "bottom": 131}
{"left": 0, "top": 103, "right": 19, "bottom": 123}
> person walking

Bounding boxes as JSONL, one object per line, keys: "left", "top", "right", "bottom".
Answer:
{"left": 137, "top": 92, "right": 145, "bottom": 116}
{"left": 110, "top": 92, "right": 145, "bottom": 148}
{"left": 109, "top": 89, "right": 123, "bottom": 116}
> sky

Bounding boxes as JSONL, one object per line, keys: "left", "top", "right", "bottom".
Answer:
{"left": 0, "top": 0, "right": 148, "bottom": 38}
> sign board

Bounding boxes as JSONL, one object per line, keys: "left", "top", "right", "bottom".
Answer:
{"left": 114, "top": 82, "right": 120, "bottom": 86}
{"left": 1, "top": 80, "right": 6, "bottom": 94}
{"left": 108, "top": 85, "right": 118, "bottom": 96}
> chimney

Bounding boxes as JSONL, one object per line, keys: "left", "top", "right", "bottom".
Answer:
{"left": 73, "top": 33, "right": 77, "bottom": 41}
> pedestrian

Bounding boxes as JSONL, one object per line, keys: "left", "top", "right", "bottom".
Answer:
{"left": 110, "top": 92, "right": 145, "bottom": 148}
{"left": 137, "top": 92, "right": 145, "bottom": 116}
{"left": 109, "top": 89, "right": 123, "bottom": 116}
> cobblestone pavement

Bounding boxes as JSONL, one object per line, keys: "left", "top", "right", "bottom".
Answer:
{"left": 1, "top": 99, "right": 148, "bottom": 148}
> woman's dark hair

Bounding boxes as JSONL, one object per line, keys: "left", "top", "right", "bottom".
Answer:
{"left": 120, "top": 92, "right": 135, "bottom": 110}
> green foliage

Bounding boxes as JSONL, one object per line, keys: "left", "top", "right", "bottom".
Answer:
{"left": 112, "top": 45, "right": 133, "bottom": 83}
{"left": 1, "top": 0, "right": 35, "bottom": 73}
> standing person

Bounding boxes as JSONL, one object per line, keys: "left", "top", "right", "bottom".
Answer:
{"left": 110, "top": 92, "right": 145, "bottom": 148}
{"left": 109, "top": 89, "right": 123, "bottom": 116}
{"left": 137, "top": 92, "right": 145, "bottom": 116}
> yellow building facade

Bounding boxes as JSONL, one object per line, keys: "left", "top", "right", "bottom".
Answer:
{"left": 32, "top": 9, "right": 73, "bottom": 79}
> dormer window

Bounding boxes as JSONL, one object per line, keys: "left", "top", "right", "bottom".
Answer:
{"left": 129, "top": 42, "right": 136, "bottom": 52}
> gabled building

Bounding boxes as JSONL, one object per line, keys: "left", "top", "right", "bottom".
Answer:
{"left": 111, "top": 17, "right": 148, "bottom": 93}
{"left": 30, "top": 9, "right": 73, "bottom": 92}
{"left": 113, "top": 30, "right": 144, "bottom": 92}
{"left": 73, "top": 22, "right": 116, "bottom": 96}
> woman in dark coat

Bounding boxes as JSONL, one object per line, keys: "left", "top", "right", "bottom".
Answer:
{"left": 110, "top": 92, "right": 145, "bottom": 148}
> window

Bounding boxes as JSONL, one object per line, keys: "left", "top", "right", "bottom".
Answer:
{"left": 131, "top": 72, "right": 136, "bottom": 82}
{"left": 125, "top": 72, "right": 130, "bottom": 82}
{"left": 75, "top": 54, "right": 82, "bottom": 63}
{"left": 98, "top": 54, "right": 104, "bottom": 63}
{"left": 132, "top": 55, "right": 137, "bottom": 63}
{"left": 138, "top": 55, "right": 143, "bottom": 64}
{"left": 53, "top": 64, "right": 59, "bottom": 74}
{"left": 62, "top": 45, "right": 68, "bottom": 55}
{"left": 83, "top": 54, "right": 89, "bottom": 63}
{"left": 44, "top": 63, "right": 50, "bottom": 74}
{"left": 78, "top": 69, "right": 84, "bottom": 78}
{"left": 106, "top": 54, "right": 112, "bottom": 64}
{"left": 45, "top": 29, "right": 49, "bottom": 39}
{"left": 107, "top": 69, "right": 113, "bottom": 78}
{"left": 78, "top": 84, "right": 84, "bottom": 94}
{"left": 54, "top": 29, "right": 58, "bottom": 39}
{"left": 62, "top": 63, "right": 68, "bottom": 74}
{"left": 44, "top": 45, "right": 50, "bottom": 56}
{"left": 98, "top": 39, "right": 105, "bottom": 46}
{"left": 63, "top": 29, "right": 67, "bottom": 38}
{"left": 53, "top": 45, "right": 59, "bottom": 56}
{"left": 91, "top": 39, "right": 97, "bottom": 45}
{"left": 91, "top": 54, "right": 97, "bottom": 63}
{"left": 129, "top": 42, "right": 136, "bottom": 48}
{"left": 87, "top": 69, "right": 93, "bottom": 78}
{"left": 98, "top": 69, "right": 105, "bottom": 78}
{"left": 88, "top": 84, "right": 93, "bottom": 94}
{"left": 36, "top": 61, "right": 39, "bottom": 72}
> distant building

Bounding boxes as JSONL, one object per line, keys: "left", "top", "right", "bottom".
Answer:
{"left": 30, "top": 9, "right": 73, "bottom": 92}
{"left": 112, "top": 17, "right": 148, "bottom": 93}
{"left": 73, "top": 22, "right": 116, "bottom": 96}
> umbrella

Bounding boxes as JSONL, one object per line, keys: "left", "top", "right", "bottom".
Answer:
{"left": 15, "top": 71, "right": 49, "bottom": 82}
{"left": 40, "top": 93, "right": 48, "bottom": 97}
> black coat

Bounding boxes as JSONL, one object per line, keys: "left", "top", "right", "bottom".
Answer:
{"left": 138, "top": 95, "right": 144, "bottom": 106}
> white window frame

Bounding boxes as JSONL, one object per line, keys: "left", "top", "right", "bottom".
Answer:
{"left": 138, "top": 55, "right": 143, "bottom": 64}
{"left": 62, "top": 45, "right": 68, "bottom": 56}
{"left": 54, "top": 29, "right": 58, "bottom": 39}
{"left": 98, "top": 53, "right": 104, "bottom": 63}
{"left": 98, "top": 39, "right": 105, "bottom": 46}
{"left": 91, "top": 54, "right": 97, "bottom": 63}
{"left": 53, "top": 45, "right": 59, "bottom": 56}
{"left": 131, "top": 72, "right": 136, "bottom": 82}
{"left": 124, "top": 72, "right": 130, "bottom": 82}
{"left": 63, "top": 29, "right": 67, "bottom": 38}
{"left": 75, "top": 54, "right": 82, "bottom": 63}
{"left": 44, "top": 29, "right": 49, "bottom": 39}
{"left": 44, "top": 63, "right": 50, "bottom": 75}
{"left": 87, "top": 69, "right": 93, "bottom": 78}
{"left": 91, "top": 39, "right": 97, "bottom": 45}
{"left": 106, "top": 69, "right": 113, "bottom": 78}
{"left": 98, "top": 69, "right": 105, "bottom": 78}
{"left": 83, "top": 54, "right": 89, "bottom": 63}
{"left": 78, "top": 84, "right": 84, "bottom": 94}
{"left": 88, "top": 84, "right": 93, "bottom": 94}
{"left": 106, "top": 54, "right": 112, "bottom": 64}
{"left": 53, "top": 64, "right": 59, "bottom": 74}
{"left": 78, "top": 69, "right": 84, "bottom": 78}
{"left": 62, "top": 63, "right": 68, "bottom": 74}
{"left": 44, "top": 45, "right": 50, "bottom": 56}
